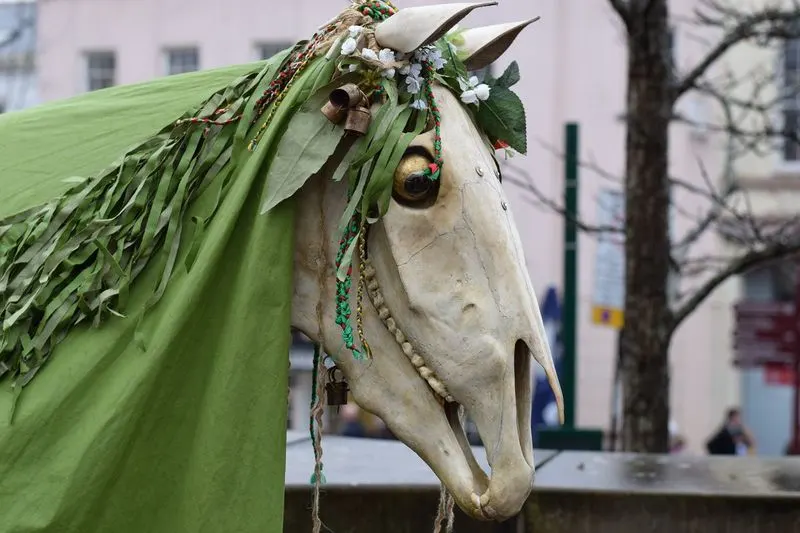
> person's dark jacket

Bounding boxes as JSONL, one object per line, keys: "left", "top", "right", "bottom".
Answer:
{"left": 706, "top": 427, "right": 737, "bottom": 455}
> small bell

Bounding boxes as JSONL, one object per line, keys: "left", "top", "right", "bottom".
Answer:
{"left": 329, "top": 83, "right": 365, "bottom": 109}
{"left": 325, "top": 366, "right": 349, "bottom": 407}
{"left": 321, "top": 101, "right": 347, "bottom": 123}
{"left": 344, "top": 105, "right": 372, "bottom": 136}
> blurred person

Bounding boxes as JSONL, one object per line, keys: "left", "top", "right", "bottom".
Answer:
{"left": 338, "top": 403, "right": 367, "bottom": 438}
{"left": 670, "top": 435, "right": 687, "bottom": 454}
{"left": 785, "top": 440, "right": 800, "bottom": 456}
{"left": 668, "top": 420, "right": 687, "bottom": 454}
{"left": 706, "top": 407, "right": 756, "bottom": 455}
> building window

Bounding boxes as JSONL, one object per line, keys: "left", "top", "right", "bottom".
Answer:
{"left": 783, "top": 37, "right": 800, "bottom": 162}
{"left": 742, "top": 259, "right": 796, "bottom": 302}
{"left": 165, "top": 47, "right": 199, "bottom": 75}
{"left": 85, "top": 51, "right": 116, "bottom": 92}
{"left": 256, "top": 42, "right": 293, "bottom": 61}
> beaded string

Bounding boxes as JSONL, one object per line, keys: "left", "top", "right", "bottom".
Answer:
{"left": 173, "top": 28, "right": 333, "bottom": 140}
{"left": 248, "top": 29, "right": 332, "bottom": 151}
{"left": 355, "top": 219, "right": 372, "bottom": 359}
{"left": 358, "top": 0, "right": 397, "bottom": 20}
{"left": 175, "top": 106, "right": 241, "bottom": 128}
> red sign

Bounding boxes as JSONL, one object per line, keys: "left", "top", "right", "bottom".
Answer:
{"left": 733, "top": 302, "right": 798, "bottom": 367}
{"left": 765, "top": 363, "right": 795, "bottom": 386}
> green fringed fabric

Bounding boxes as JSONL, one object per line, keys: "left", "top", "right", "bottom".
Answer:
{"left": 0, "top": 48, "right": 301, "bottom": 390}
{"left": 0, "top": 45, "right": 329, "bottom": 533}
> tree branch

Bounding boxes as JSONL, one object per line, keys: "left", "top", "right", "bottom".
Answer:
{"left": 501, "top": 165, "right": 623, "bottom": 235}
{"left": 0, "top": 16, "right": 31, "bottom": 50}
{"left": 672, "top": 241, "right": 800, "bottom": 331}
{"left": 675, "top": 1, "right": 800, "bottom": 98}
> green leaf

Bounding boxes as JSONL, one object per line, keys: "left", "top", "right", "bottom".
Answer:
{"left": 494, "top": 61, "right": 520, "bottom": 89}
{"left": 436, "top": 39, "right": 468, "bottom": 81}
{"left": 477, "top": 86, "right": 527, "bottom": 154}
{"left": 360, "top": 107, "right": 413, "bottom": 212}
{"left": 259, "top": 89, "right": 346, "bottom": 214}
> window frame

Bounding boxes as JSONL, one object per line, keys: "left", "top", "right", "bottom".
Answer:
{"left": 164, "top": 46, "right": 200, "bottom": 76}
{"left": 254, "top": 41, "right": 294, "bottom": 62}
{"left": 84, "top": 50, "right": 116, "bottom": 92}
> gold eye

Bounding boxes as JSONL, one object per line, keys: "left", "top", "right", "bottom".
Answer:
{"left": 392, "top": 152, "right": 439, "bottom": 206}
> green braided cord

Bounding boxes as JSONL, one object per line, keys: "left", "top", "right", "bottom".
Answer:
{"left": 332, "top": 0, "right": 399, "bottom": 361}
{"left": 421, "top": 68, "right": 443, "bottom": 181}
{"left": 309, "top": 343, "right": 326, "bottom": 484}
{"left": 334, "top": 214, "right": 364, "bottom": 360}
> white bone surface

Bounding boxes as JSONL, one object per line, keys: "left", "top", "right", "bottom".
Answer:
{"left": 374, "top": 2, "right": 497, "bottom": 53}
{"left": 289, "top": 11, "right": 562, "bottom": 522}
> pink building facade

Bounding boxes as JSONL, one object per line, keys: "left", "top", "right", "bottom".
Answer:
{"left": 36, "top": 0, "right": 742, "bottom": 452}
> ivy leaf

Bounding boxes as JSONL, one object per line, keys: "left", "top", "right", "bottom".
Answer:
{"left": 476, "top": 86, "right": 527, "bottom": 154}
{"left": 495, "top": 61, "right": 520, "bottom": 89}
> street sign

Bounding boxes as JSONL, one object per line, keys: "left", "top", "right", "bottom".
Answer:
{"left": 733, "top": 301, "right": 798, "bottom": 367}
{"left": 591, "top": 188, "right": 625, "bottom": 329}
{"left": 765, "top": 363, "right": 795, "bottom": 386}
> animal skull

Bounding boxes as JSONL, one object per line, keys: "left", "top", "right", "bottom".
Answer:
{"left": 292, "top": 2, "right": 564, "bottom": 523}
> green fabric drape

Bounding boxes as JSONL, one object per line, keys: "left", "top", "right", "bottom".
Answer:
{"left": 0, "top": 56, "right": 307, "bottom": 532}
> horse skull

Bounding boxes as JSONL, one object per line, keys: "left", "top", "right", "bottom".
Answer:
{"left": 292, "top": 4, "right": 563, "bottom": 523}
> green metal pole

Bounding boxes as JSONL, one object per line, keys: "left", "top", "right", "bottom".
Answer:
{"left": 562, "top": 122, "right": 579, "bottom": 429}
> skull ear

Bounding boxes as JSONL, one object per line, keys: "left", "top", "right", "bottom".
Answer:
{"left": 458, "top": 18, "right": 540, "bottom": 71}
{"left": 374, "top": 1, "right": 497, "bottom": 54}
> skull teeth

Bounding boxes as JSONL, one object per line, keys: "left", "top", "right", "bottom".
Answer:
{"left": 362, "top": 259, "right": 454, "bottom": 403}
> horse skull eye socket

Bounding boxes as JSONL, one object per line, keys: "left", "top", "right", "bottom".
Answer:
{"left": 392, "top": 153, "right": 439, "bottom": 206}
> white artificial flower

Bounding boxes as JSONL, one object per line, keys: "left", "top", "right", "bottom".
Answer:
{"left": 378, "top": 48, "right": 395, "bottom": 64}
{"left": 341, "top": 37, "right": 357, "bottom": 55}
{"left": 428, "top": 48, "right": 447, "bottom": 71}
{"left": 458, "top": 75, "right": 480, "bottom": 92}
{"left": 460, "top": 89, "right": 478, "bottom": 105}
{"left": 360, "top": 48, "right": 378, "bottom": 61}
{"left": 413, "top": 48, "right": 428, "bottom": 62}
{"left": 410, "top": 99, "right": 428, "bottom": 110}
{"left": 378, "top": 48, "right": 397, "bottom": 78}
{"left": 405, "top": 74, "right": 422, "bottom": 94}
{"left": 474, "top": 83, "right": 491, "bottom": 101}
{"left": 400, "top": 62, "right": 422, "bottom": 77}
{"left": 457, "top": 75, "right": 490, "bottom": 104}
{"left": 348, "top": 25, "right": 364, "bottom": 38}
{"left": 414, "top": 45, "right": 447, "bottom": 71}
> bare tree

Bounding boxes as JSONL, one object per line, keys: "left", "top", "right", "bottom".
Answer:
{"left": 507, "top": 0, "right": 800, "bottom": 453}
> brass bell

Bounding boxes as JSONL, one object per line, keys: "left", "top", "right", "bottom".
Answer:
{"left": 325, "top": 366, "right": 349, "bottom": 408}
{"left": 321, "top": 101, "right": 347, "bottom": 123}
{"left": 344, "top": 105, "right": 372, "bottom": 136}
{"left": 329, "top": 83, "right": 365, "bottom": 109}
